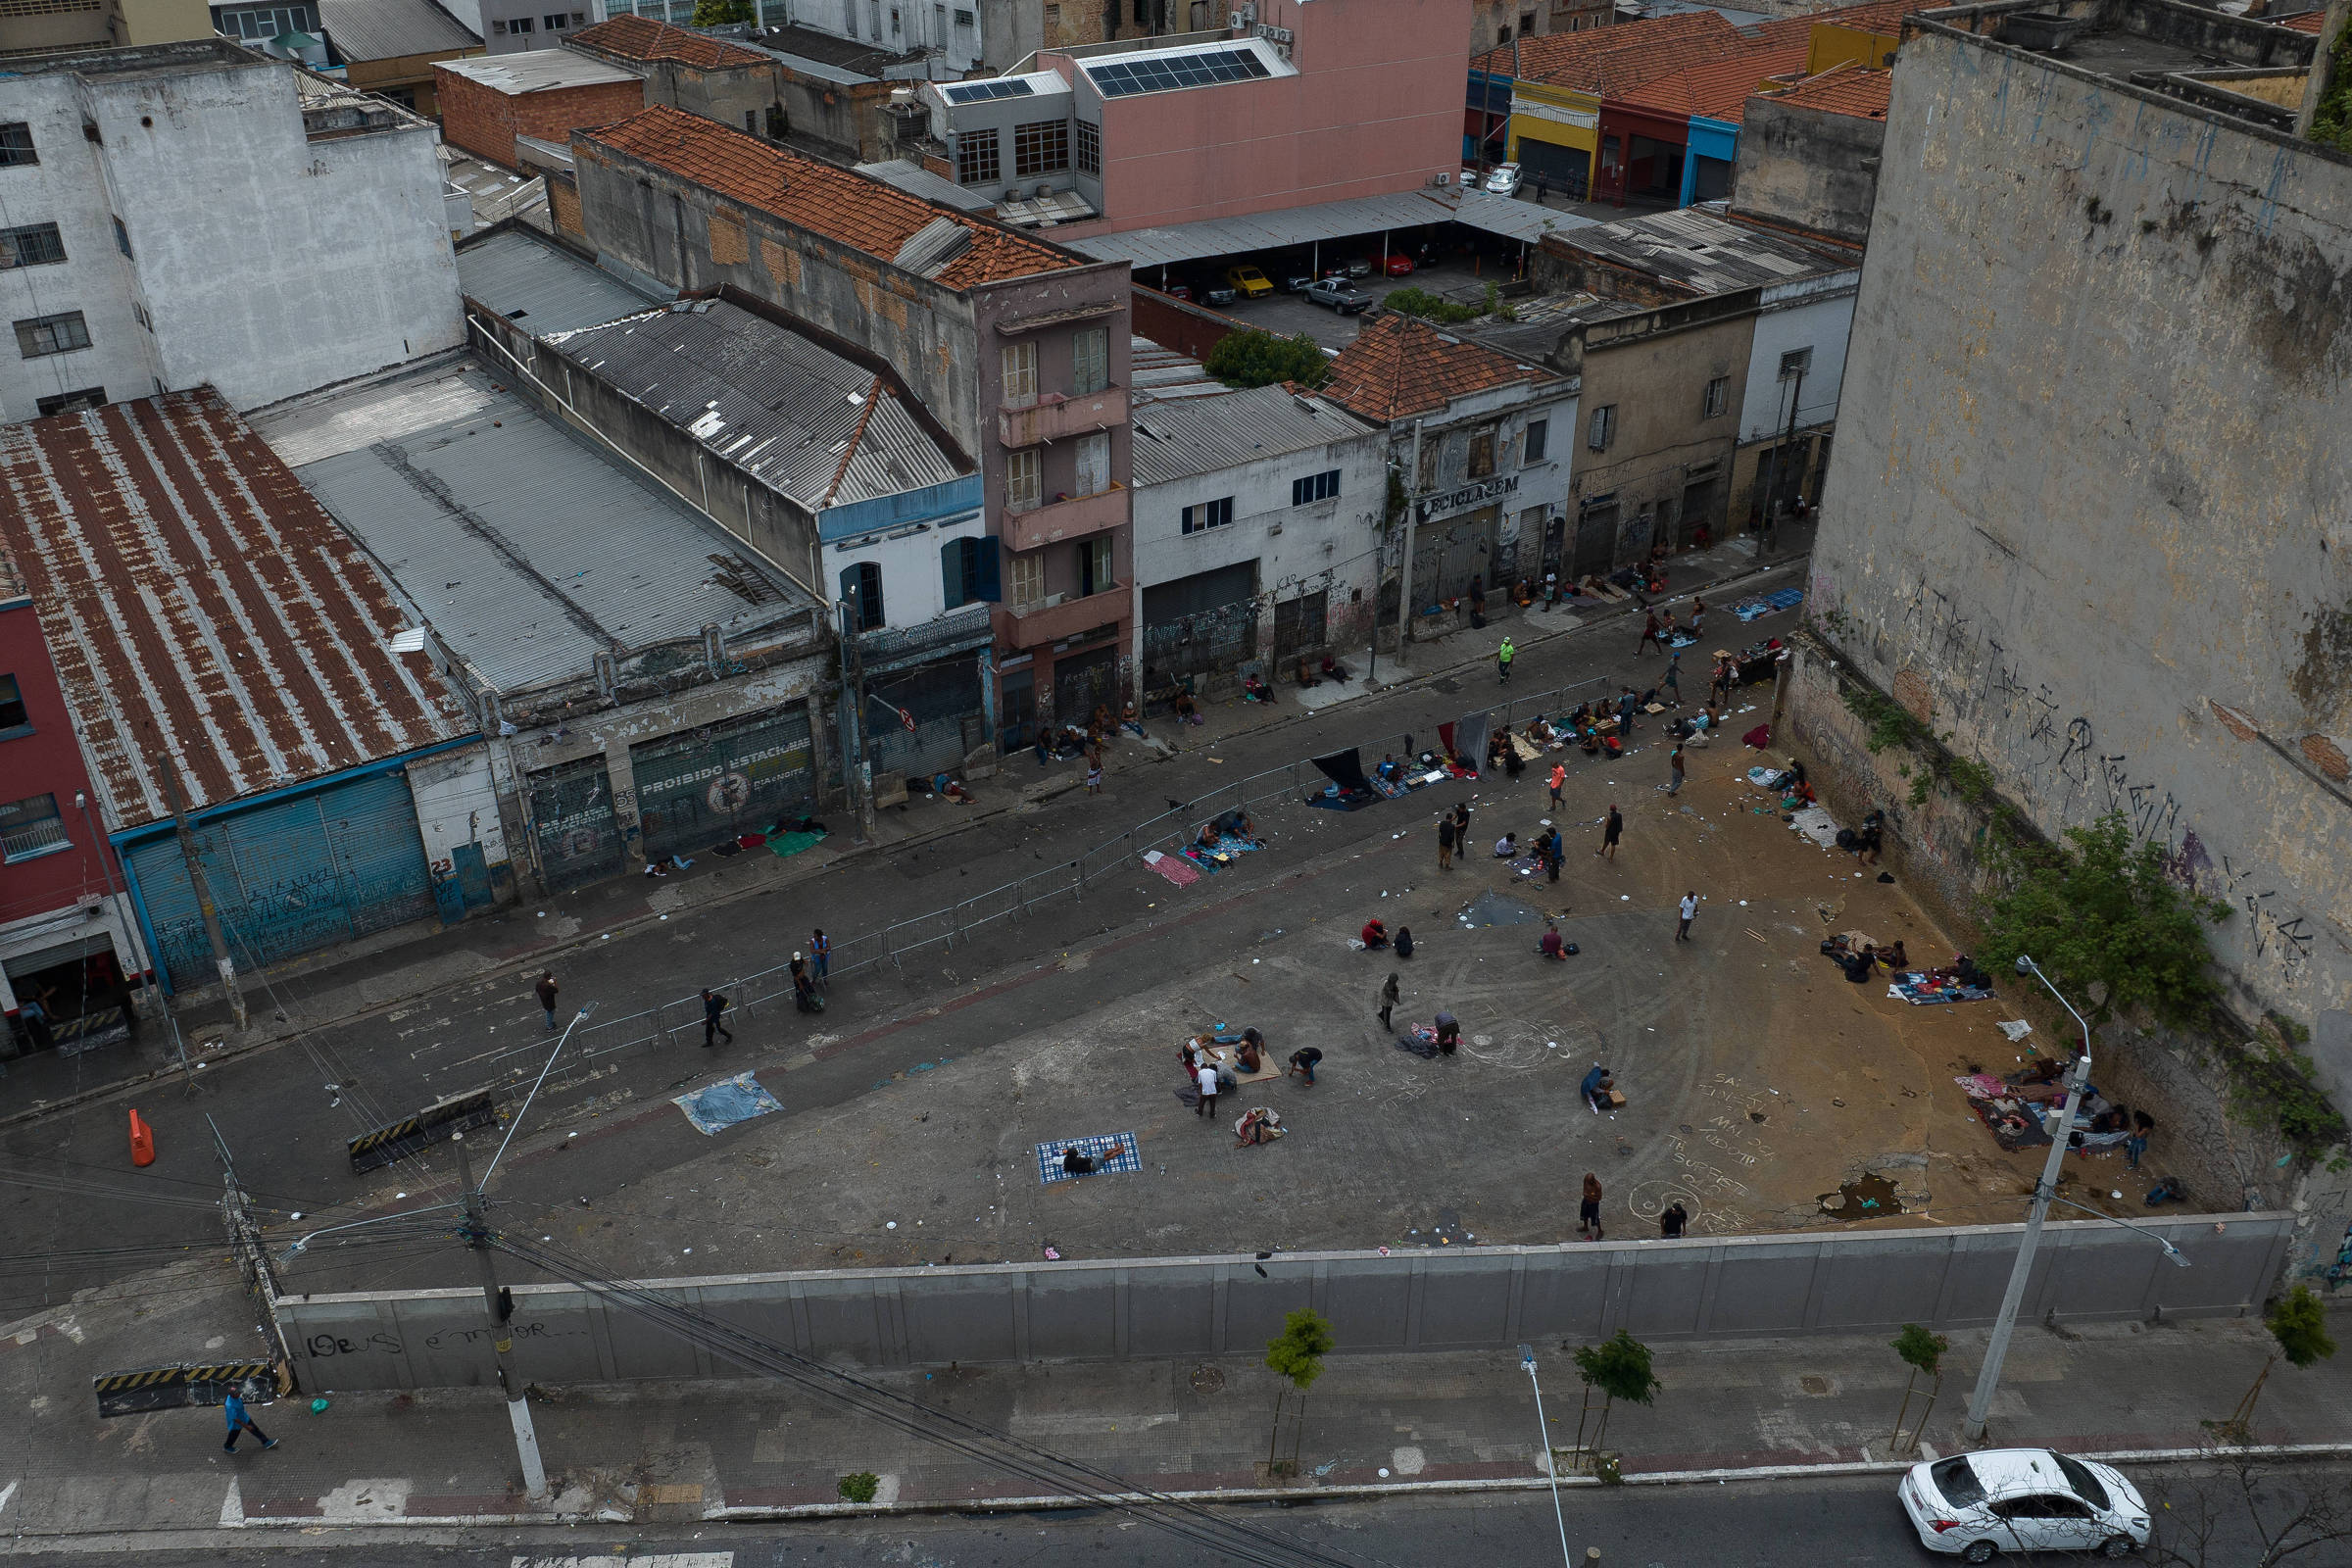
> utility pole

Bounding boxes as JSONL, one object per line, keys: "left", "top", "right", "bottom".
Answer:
{"left": 837, "top": 599, "right": 878, "bottom": 845}
{"left": 157, "top": 748, "right": 245, "bottom": 1032}
{"left": 1960, "top": 955, "right": 2092, "bottom": 1445}
{"left": 1519, "top": 1344, "right": 1572, "bottom": 1568}
{"left": 1396, "top": 418, "right": 1425, "bottom": 652}
{"left": 451, "top": 1130, "right": 549, "bottom": 1498}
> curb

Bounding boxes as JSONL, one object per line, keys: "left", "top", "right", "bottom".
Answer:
{"left": 1, "top": 551, "right": 1800, "bottom": 1136}
{"left": 199, "top": 1441, "right": 2352, "bottom": 1531}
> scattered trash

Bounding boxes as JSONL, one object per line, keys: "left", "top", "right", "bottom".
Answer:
{"left": 1996, "top": 1020, "right": 2034, "bottom": 1042}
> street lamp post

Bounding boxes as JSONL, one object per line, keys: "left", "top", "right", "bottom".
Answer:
{"left": 1960, "top": 955, "right": 2094, "bottom": 1445}
{"left": 1519, "top": 1343, "right": 1573, "bottom": 1568}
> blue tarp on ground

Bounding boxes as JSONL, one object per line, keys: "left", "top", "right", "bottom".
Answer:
{"left": 675, "top": 1071, "right": 785, "bottom": 1135}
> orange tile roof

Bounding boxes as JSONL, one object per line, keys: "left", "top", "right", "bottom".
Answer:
{"left": 1619, "top": 40, "right": 1812, "bottom": 122}
{"left": 2280, "top": 7, "right": 2325, "bottom": 30}
{"left": 568, "top": 14, "right": 771, "bottom": 69}
{"left": 1475, "top": 11, "right": 1745, "bottom": 94}
{"left": 1742, "top": 0, "right": 1922, "bottom": 46}
{"left": 579, "top": 106, "right": 1083, "bottom": 289}
{"left": 1760, "top": 61, "right": 1892, "bottom": 120}
{"left": 1321, "top": 313, "right": 1560, "bottom": 425}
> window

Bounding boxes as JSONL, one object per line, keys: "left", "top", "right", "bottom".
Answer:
{"left": 1071, "top": 325, "right": 1107, "bottom": 395}
{"left": 1080, "top": 534, "right": 1113, "bottom": 596}
{"left": 114, "top": 217, "right": 130, "bottom": 258}
{"left": 15, "top": 312, "right": 89, "bottom": 359}
{"left": 511, "top": 14, "right": 533, "bottom": 28}
{"left": 0, "top": 673, "right": 26, "bottom": 736}
{"left": 745, "top": 111, "right": 759, "bottom": 133}
{"left": 955, "top": 6, "right": 974, "bottom": 24}
{"left": 1001, "top": 340, "right": 1037, "bottom": 406}
{"left": 1779, "top": 346, "right": 1813, "bottom": 379}
{"left": 1416, "top": 440, "right": 1438, "bottom": 491}
{"left": 1046, "top": 1, "right": 1060, "bottom": 23}
{"left": 1702, "top": 375, "right": 1729, "bottom": 418}
{"left": 0, "top": 223, "right": 64, "bottom": 270}
{"left": 1012, "top": 119, "right": 1069, "bottom": 178}
{"left": 1520, "top": 10, "right": 1535, "bottom": 31}
{"left": 1467, "top": 425, "right": 1496, "bottom": 478}
{"left": 0, "top": 122, "right": 34, "bottom": 167}
{"left": 1291, "top": 468, "right": 1341, "bottom": 506}
{"left": 35, "top": 387, "right": 104, "bottom": 417}
{"left": 942, "top": 535, "right": 999, "bottom": 607}
{"left": 133, "top": 301, "right": 150, "bottom": 330}
{"left": 1180, "top": 496, "right": 1233, "bottom": 534}
{"left": 891, "top": 5, "right": 902, "bottom": 29}
{"left": 0, "top": 792, "right": 67, "bottom": 862}
{"left": 1007, "top": 548, "right": 1046, "bottom": 609}
{"left": 1587, "top": 404, "right": 1615, "bottom": 450}
{"left": 1004, "top": 446, "right": 1042, "bottom": 510}
{"left": 1074, "top": 118, "right": 1100, "bottom": 176}
{"left": 841, "top": 560, "right": 884, "bottom": 631}
{"left": 956, "top": 128, "right": 1000, "bottom": 185}
{"left": 1524, "top": 417, "right": 1548, "bottom": 463}
{"left": 545, "top": 12, "right": 569, "bottom": 25}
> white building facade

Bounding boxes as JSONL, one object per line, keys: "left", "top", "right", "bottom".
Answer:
{"left": 0, "top": 39, "right": 463, "bottom": 425}
{"left": 1131, "top": 381, "right": 1388, "bottom": 687}
{"left": 1734, "top": 267, "right": 1857, "bottom": 519}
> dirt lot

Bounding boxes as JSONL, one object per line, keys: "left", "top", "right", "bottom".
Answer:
{"left": 510, "top": 732, "right": 2175, "bottom": 1278}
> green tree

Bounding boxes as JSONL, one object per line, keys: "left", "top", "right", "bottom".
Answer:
{"left": 1979, "top": 812, "right": 2230, "bottom": 1032}
{"left": 1886, "top": 1323, "right": 1948, "bottom": 1455}
{"left": 2215, "top": 1286, "right": 2336, "bottom": 1444}
{"left": 693, "top": 0, "right": 755, "bottom": 23}
{"left": 1570, "top": 1330, "right": 1659, "bottom": 1464}
{"left": 1203, "top": 329, "right": 1329, "bottom": 390}
{"left": 1262, "top": 1307, "right": 1335, "bottom": 1472}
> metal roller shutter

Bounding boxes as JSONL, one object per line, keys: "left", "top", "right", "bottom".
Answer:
{"left": 867, "top": 657, "right": 985, "bottom": 781}
{"left": 630, "top": 706, "right": 816, "bottom": 864}
{"left": 528, "top": 755, "right": 626, "bottom": 893}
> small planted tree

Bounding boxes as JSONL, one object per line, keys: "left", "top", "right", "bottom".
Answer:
{"left": 692, "top": 0, "right": 755, "bottom": 21}
{"left": 1263, "top": 1308, "right": 1336, "bottom": 1476}
{"left": 1886, "top": 1323, "right": 1948, "bottom": 1456}
{"left": 1570, "top": 1330, "right": 1660, "bottom": 1472}
{"left": 2212, "top": 1286, "right": 2336, "bottom": 1446}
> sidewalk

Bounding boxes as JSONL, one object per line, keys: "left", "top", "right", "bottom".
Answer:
{"left": 0, "top": 533, "right": 1802, "bottom": 1131}
{"left": 3, "top": 1275, "right": 2343, "bottom": 1535}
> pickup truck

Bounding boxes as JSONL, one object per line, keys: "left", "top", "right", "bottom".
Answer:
{"left": 1303, "top": 277, "right": 1373, "bottom": 314}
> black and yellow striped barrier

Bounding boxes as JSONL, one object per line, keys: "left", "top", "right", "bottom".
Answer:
{"left": 347, "top": 1088, "right": 500, "bottom": 1173}
{"left": 94, "top": 1359, "right": 282, "bottom": 1418}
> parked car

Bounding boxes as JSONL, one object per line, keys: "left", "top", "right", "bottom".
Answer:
{"left": 1343, "top": 257, "right": 1372, "bottom": 278}
{"left": 1162, "top": 283, "right": 1195, "bottom": 303}
{"left": 1898, "top": 1449, "right": 2150, "bottom": 1562}
{"left": 1201, "top": 278, "right": 1237, "bottom": 305}
{"left": 1460, "top": 167, "right": 1480, "bottom": 189}
{"left": 1303, "top": 277, "right": 1373, "bottom": 314}
{"left": 1280, "top": 272, "right": 1317, "bottom": 293}
{"left": 1375, "top": 252, "right": 1415, "bottom": 276}
{"left": 1485, "top": 162, "right": 1522, "bottom": 196}
{"left": 1224, "top": 265, "right": 1274, "bottom": 298}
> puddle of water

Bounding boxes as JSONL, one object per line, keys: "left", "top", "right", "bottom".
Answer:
{"left": 1458, "top": 891, "right": 1545, "bottom": 927}
{"left": 1819, "top": 1173, "right": 1905, "bottom": 1219}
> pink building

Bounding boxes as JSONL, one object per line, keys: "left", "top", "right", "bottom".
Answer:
{"left": 922, "top": 0, "right": 1469, "bottom": 238}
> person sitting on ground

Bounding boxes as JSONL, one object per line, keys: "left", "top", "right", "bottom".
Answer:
{"left": 1090, "top": 703, "right": 1113, "bottom": 735}
{"left": 1122, "top": 701, "right": 1146, "bottom": 737}
{"left": 1242, "top": 672, "right": 1276, "bottom": 703}
{"left": 1361, "top": 917, "right": 1390, "bottom": 950}
{"left": 1288, "top": 1046, "right": 1323, "bottom": 1086}
{"left": 1196, "top": 820, "right": 1222, "bottom": 852}
{"left": 1581, "top": 1063, "right": 1614, "bottom": 1112}
{"left": 1539, "top": 921, "right": 1566, "bottom": 960}
{"left": 1321, "top": 653, "right": 1351, "bottom": 682}
{"left": 1234, "top": 1107, "right": 1285, "bottom": 1147}
{"left": 1856, "top": 808, "right": 1886, "bottom": 865}
{"left": 1433, "top": 1010, "right": 1461, "bottom": 1055}
{"left": 1376, "top": 753, "right": 1404, "bottom": 784}
{"left": 1878, "top": 939, "right": 1909, "bottom": 971}
{"left": 1235, "top": 1028, "right": 1265, "bottom": 1073}
{"left": 1217, "top": 808, "right": 1257, "bottom": 843}
{"left": 1173, "top": 690, "right": 1204, "bottom": 726}
{"left": 1692, "top": 522, "right": 1711, "bottom": 550}
{"left": 1061, "top": 1146, "right": 1099, "bottom": 1176}
{"left": 1494, "top": 831, "right": 1519, "bottom": 858}
{"left": 1660, "top": 1200, "right": 1689, "bottom": 1239}
{"left": 1394, "top": 925, "right": 1414, "bottom": 959}
{"left": 1502, "top": 742, "right": 1526, "bottom": 777}
{"left": 1296, "top": 655, "right": 1321, "bottom": 688}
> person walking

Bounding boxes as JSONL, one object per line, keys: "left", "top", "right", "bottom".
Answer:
{"left": 1662, "top": 653, "right": 1683, "bottom": 708}
{"left": 1437, "top": 812, "right": 1455, "bottom": 870}
{"left": 1597, "top": 804, "right": 1623, "bottom": 861}
{"left": 700, "top": 987, "right": 734, "bottom": 1048}
{"left": 2127, "top": 1110, "right": 2154, "bottom": 1171}
{"left": 221, "top": 1389, "right": 276, "bottom": 1453}
{"left": 1578, "top": 1173, "right": 1604, "bottom": 1242}
{"left": 534, "top": 970, "right": 561, "bottom": 1032}
{"left": 1667, "top": 743, "right": 1687, "bottom": 797}
{"left": 1451, "top": 801, "right": 1471, "bottom": 842}
{"left": 1638, "top": 610, "right": 1662, "bottom": 655}
{"left": 791, "top": 953, "right": 818, "bottom": 1012}
{"left": 1676, "top": 891, "right": 1697, "bottom": 943}
{"left": 809, "top": 928, "right": 830, "bottom": 987}
{"left": 1547, "top": 761, "right": 1566, "bottom": 809}
{"left": 1495, "top": 636, "right": 1515, "bottom": 684}
{"left": 1196, "top": 1058, "right": 1220, "bottom": 1119}
{"left": 1660, "top": 1200, "right": 1689, "bottom": 1239}
{"left": 1377, "top": 971, "right": 1401, "bottom": 1031}
{"left": 1085, "top": 745, "right": 1104, "bottom": 795}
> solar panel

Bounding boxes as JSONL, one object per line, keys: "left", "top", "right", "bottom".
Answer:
{"left": 944, "top": 78, "right": 1036, "bottom": 102}
{"left": 1086, "top": 44, "right": 1270, "bottom": 97}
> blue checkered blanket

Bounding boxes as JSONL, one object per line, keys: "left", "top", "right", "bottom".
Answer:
{"left": 1036, "top": 1131, "right": 1142, "bottom": 1184}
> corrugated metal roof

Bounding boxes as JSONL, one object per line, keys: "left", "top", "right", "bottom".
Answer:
{"left": 854, "top": 158, "right": 996, "bottom": 214}
{"left": 0, "top": 390, "right": 475, "bottom": 832}
{"left": 270, "top": 363, "right": 818, "bottom": 694}
{"left": 316, "top": 0, "right": 479, "bottom": 62}
{"left": 1064, "top": 186, "right": 1587, "bottom": 270}
{"left": 1563, "top": 204, "right": 1856, "bottom": 293}
{"left": 455, "top": 226, "right": 667, "bottom": 336}
{"left": 1130, "top": 383, "right": 1375, "bottom": 487}
{"left": 1129, "top": 334, "right": 1226, "bottom": 401}
{"left": 546, "top": 298, "right": 968, "bottom": 512}
{"left": 436, "top": 49, "right": 641, "bottom": 92}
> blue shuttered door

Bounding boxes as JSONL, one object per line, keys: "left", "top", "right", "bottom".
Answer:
{"left": 630, "top": 706, "right": 815, "bottom": 863}
{"left": 124, "top": 770, "right": 436, "bottom": 992}
{"left": 527, "top": 755, "right": 625, "bottom": 893}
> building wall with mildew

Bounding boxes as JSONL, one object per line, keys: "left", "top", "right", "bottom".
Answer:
{"left": 1797, "top": 23, "right": 2352, "bottom": 1108}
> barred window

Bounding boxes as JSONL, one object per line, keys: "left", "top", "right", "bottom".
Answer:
{"left": 0, "top": 222, "right": 64, "bottom": 269}
{"left": 1012, "top": 119, "right": 1068, "bottom": 179}
{"left": 14, "top": 312, "right": 89, "bottom": 358}
{"left": 1074, "top": 118, "right": 1100, "bottom": 176}
{"left": 955, "top": 129, "right": 999, "bottom": 185}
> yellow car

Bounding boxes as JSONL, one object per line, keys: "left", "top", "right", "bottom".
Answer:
{"left": 1224, "top": 265, "right": 1274, "bottom": 299}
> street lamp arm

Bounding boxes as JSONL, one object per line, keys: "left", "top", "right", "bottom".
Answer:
{"left": 2019, "top": 956, "right": 2093, "bottom": 1051}
{"left": 2040, "top": 1193, "right": 2191, "bottom": 1263}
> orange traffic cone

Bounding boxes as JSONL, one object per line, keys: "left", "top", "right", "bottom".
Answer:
{"left": 128, "top": 1108, "right": 156, "bottom": 1167}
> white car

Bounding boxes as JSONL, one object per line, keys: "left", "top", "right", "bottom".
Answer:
{"left": 1485, "top": 163, "right": 1522, "bottom": 196}
{"left": 1899, "top": 1449, "right": 2151, "bottom": 1562}
{"left": 1460, "top": 167, "right": 1480, "bottom": 190}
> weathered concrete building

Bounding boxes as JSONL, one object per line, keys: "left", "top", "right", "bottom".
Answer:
{"left": 0, "top": 40, "right": 464, "bottom": 423}
{"left": 1787, "top": 0, "right": 2352, "bottom": 1237}
{"left": 1730, "top": 63, "right": 1890, "bottom": 245}
{"left": 570, "top": 105, "right": 1136, "bottom": 742}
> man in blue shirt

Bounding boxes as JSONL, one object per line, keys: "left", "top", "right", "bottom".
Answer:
{"left": 1581, "top": 1064, "right": 1614, "bottom": 1114}
{"left": 222, "top": 1388, "right": 277, "bottom": 1452}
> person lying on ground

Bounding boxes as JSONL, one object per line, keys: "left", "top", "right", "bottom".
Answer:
{"left": 1061, "top": 1147, "right": 1098, "bottom": 1176}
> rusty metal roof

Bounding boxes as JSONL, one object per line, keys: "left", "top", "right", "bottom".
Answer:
{"left": 0, "top": 388, "right": 476, "bottom": 834}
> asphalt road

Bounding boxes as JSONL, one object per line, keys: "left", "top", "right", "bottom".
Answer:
{"left": 0, "top": 1467, "right": 2313, "bottom": 1565}
{"left": 0, "top": 562, "right": 1801, "bottom": 1314}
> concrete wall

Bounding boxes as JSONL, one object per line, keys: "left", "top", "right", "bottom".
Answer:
{"left": 277, "top": 1212, "right": 2295, "bottom": 1390}
{"left": 1730, "top": 96, "right": 1885, "bottom": 246}
{"left": 435, "top": 67, "right": 645, "bottom": 168}
{"left": 1798, "top": 19, "right": 2352, "bottom": 1113}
